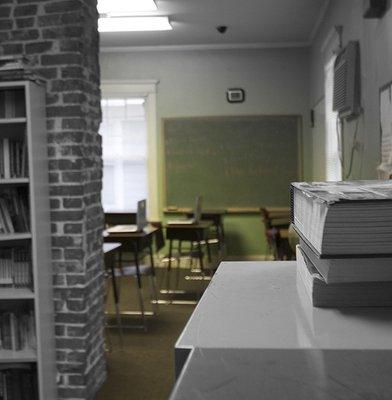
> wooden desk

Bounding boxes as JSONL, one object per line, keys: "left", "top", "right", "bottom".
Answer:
{"left": 104, "top": 226, "right": 158, "bottom": 325}
{"left": 186, "top": 210, "right": 226, "bottom": 248}
{"left": 172, "top": 261, "right": 392, "bottom": 399}
{"left": 165, "top": 221, "right": 213, "bottom": 271}
{"left": 104, "top": 225, "right": 158, "bottom": 276}
{"left": 104, "top": 225, "right": 157, "bottom": 246}
{"left": 165, "top": 209, "right": 226, "bottom": 245}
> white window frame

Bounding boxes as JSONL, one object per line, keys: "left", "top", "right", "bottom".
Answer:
{"left": 101, "top": 80, "right": 159, "bottom": 219}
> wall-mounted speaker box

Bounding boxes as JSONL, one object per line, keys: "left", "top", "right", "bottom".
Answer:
{"left": 363, "top": 0, "right": 387, "bottom": 18}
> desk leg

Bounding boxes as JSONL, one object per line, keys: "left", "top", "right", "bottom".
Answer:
{"left": 134, "top": 243, "right": 146, "bottom": 331}
{"left": 197, "top": 239, "right": 204, "bottom": 271}
{"left": 149, "top": 244, "right": 159, "bottom": 314}
{"left": 168, "top": 239, "right": 173, "bottom": 271}
{"left": 109, "top": 260, "right": 124, "bottom": 347}
{"left": 166, "top": 239, "right": 173, "bottom": 292}
{"left": 206, "top": 239, "right": 212, "bottom": 265}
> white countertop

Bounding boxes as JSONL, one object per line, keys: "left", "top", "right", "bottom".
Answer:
{"left": 176, "top": 261, "right": 392, "bottom": 352}
{"left": 171, "top": 261, "right": 392, "bottom": 399}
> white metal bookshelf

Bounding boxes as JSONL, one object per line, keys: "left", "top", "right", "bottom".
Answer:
{"left": 0, "top": 81, "right": 56, "bottom": 399}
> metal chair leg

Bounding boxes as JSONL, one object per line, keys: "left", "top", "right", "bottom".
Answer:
{"left": 149, "top": 275, "right": 159, "bottom": 314}
{"left": 108, "top": 261, "right": 124, "bottom": 348}
{"left": 114, "top": 301, "right": 124, "bottom": 348}
{"left": 136, "top": 283, "right": 146, "bottom": 331}
{"left": 175, "top": 260, "right": 181, "bottom": 289}
{"left": 133, "top": 245, "right": 147, "bottom": 331}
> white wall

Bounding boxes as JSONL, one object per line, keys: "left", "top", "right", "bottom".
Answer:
{"left": 100, "top": 47, "right": 312, "bottom": 204}
{"left": 310, "top": 0, "right": 392, "bottom": 179}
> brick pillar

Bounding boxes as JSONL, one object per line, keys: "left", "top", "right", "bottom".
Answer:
{"left": 0, "top": 1, "right": 105, "bottom": 399}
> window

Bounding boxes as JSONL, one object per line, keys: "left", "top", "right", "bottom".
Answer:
{"left": 100, "top": 98, "right": 148, "bottom": 211}
{"left": 324, "top": 56, "right": 342, "bottom": 181}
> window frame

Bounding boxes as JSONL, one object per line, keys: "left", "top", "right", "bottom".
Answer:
{"left": 100, "top": 80, "right": 159, "bottom": 219}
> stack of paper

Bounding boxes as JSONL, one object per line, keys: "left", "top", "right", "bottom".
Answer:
{"left": 292, "top": 180, "right": 392, "bottom": 307}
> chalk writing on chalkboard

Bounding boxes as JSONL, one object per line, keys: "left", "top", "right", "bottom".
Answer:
{"left": 164, "top": 115, "right": 302, "bottom": 208}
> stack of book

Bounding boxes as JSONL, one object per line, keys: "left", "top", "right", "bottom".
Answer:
{"left": 292, "top": 180, "right": 392, "bottom": 307}
{"left": 0, "top": 138, "right": 29, "bottom": 179}
{"left": 0, "top": 364, "right": 38, "bottom": 400}
{"left": 0, "top": 308, "right": 36, "bottom": 352}
{"left": 0, "top": 247, "right": 31, "bottom": 290}
{"left": 0, "top": 188, "right": 30, "bottom": 234}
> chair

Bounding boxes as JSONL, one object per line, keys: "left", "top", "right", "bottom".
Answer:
{"left": 260, "top": 207, "right": 293, "bottom": 260}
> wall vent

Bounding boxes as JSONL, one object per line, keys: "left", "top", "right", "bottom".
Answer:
{"left": 333, "top": 41, "right": 361, "bottom": 119}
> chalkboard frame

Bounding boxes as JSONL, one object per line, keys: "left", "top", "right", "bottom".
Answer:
{"left": 162, "top": 114, "right": 303, "bottom": 212}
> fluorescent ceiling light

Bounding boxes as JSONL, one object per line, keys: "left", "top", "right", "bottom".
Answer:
{"left": 98, "top": 16, "right": 172, "bottom": 32}
{"left": 98, "top": 0, "right": 157, "bottom": 16}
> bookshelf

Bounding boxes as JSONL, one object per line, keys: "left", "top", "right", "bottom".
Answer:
{"left": 0, "top": 81, "right": 56, "bottom": 399}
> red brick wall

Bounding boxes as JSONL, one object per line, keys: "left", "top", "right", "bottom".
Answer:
{"left": 0, "top": 1, "right": 105, "bottom": 399}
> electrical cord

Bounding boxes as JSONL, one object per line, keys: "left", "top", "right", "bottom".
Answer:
{"left": 336, "top": 117, "right": 343, "bottom": 169}
{"left": 345, "top": 116, "right": 361, "bottom": 179}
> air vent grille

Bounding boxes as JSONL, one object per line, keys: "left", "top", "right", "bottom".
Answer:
{"left": 332, "top": 41, "right": 360, "bottom": 119}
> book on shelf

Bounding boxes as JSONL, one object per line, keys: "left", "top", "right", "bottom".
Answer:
{"left": 291, "top": 180, "right": 392, "bottom": 257}
{"left": 0, "top": 363, "right": 38, "bottom": 400}
{"left": 0, "top": 247, "right": 32, "bottom": 290}
{"left": 0, "top": 137, "right": 29, "bottom": 180}
{"left": 0, "top": 188, "right": 29, "bottom": 234}
{"left": 0, "top": 308, "right": 36, "bottom": 352}
{"left": 296, "top": 245, "right": 392, "bottom": 307}
{"left": 299, "top": 239, "right": 392, "bottom": 284}
{"left": 0, "top": 90, "right": 26, "bottom": 119}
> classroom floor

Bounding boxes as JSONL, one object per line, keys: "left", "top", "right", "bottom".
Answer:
{"left": 97, "top": 265, "right": 209, "bottom": 400}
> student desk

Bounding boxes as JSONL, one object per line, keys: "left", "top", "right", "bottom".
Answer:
{"left": 104, "top": 226, "right": 158, "bottom": 323}
{"left": 171, "top": 261, "right": 392, "bottom": 399}
{"left": 165, "top": 208, "right": 226, "bottom": 248}
{"left": 165, "top": 221, "right": 213, "bottom": 271}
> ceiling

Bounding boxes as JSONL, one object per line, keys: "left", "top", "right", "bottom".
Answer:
{"left": 99, "top": 0, "right": 330, "bottom": 50}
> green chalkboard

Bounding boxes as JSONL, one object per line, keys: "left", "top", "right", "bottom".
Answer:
{"left": 163, "top": 115, "right": 302, "bottom": 208}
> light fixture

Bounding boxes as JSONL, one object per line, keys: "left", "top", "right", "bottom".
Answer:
{"left": 98, "top": 16, "right": 172, "bottom": 32}
{"left": 98, "top": 0, "right": 157, "bottom": 16}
